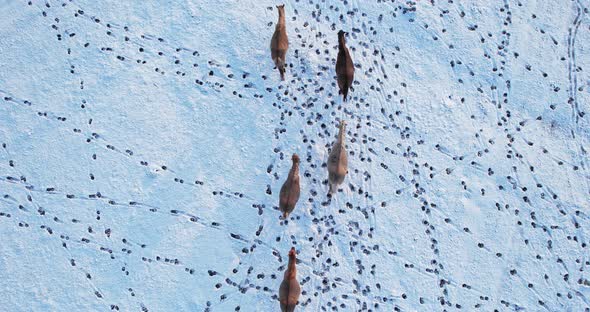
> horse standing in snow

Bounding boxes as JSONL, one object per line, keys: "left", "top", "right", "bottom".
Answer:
{"left": 279, "top": 247, "right": 301, "bottom": 312}
{"left": 328, "top": 120, "right": 348, "bottom": 194}
{"left": 270, "top": 4, "right": 289, "bottom": 80}
{"left": 279, "top": 154, "right": 300, "bottom": 219}
{"left": 336, "top": 30, "right": 354, "bottom": 101}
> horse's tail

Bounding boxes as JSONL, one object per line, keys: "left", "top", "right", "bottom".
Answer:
{"left": 342, "top": 85, "right": 349, "bottom": 102}
{"left": 277, "top": 57, "right": 286, "bottom": 81}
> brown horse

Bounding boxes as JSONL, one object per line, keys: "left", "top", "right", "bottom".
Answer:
{"left": 336, "top": 30, "right": 354, "bottom": 101}
{"left": 279, "top": 154, "right": 300, "bottom": 219}
{"left": 327, "top": 120, "right": 348, "bottom": 194}
{"left": 270, "top": 5, "right": 289, "bottom": 80}
{"left": 279, "top": 247, "right": 301, "bottom": 312}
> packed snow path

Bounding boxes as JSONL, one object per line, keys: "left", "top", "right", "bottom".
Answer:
{"left": 0, "top": 0, "right": 589, "bottom": 311}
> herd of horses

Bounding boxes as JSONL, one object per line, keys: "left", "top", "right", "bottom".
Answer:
{"left": 270, "top": 4, "right": 355, "bottom": 311}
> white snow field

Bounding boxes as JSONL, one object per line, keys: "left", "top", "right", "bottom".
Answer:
{"left": 0, "top": 0, "right": 589, "bottom": 311}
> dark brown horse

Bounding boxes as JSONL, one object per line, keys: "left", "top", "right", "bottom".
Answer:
{"left": 279, "top": 247, "right": 301, "bottom": 312}
{"left": 336, "top": 30, "right": 354, "bottom": 101}
{"left": 270, "top": 5, "right": 289, "bottom": 80}
{"left": 279, "top": 154, "right": 300, "bottom": 219}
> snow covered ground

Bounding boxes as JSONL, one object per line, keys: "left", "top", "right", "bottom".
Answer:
{"left": 0, "top": 0, "right": 589, "bottom": 311}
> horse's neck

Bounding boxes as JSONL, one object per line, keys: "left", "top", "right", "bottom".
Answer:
{"left": 277, "top": 13, "right": 286, "bottom": 28}
{"left": 338, "top": 36, "right": 347, "bottom": 50}
{"left": 285, "top": 257, "right": 297, "bottom": 279}
{"left": 337, "top": 125, "right": 346, "bottom": 144}
{"left": 289, "top": 163, "right": 299, "bottom": 178}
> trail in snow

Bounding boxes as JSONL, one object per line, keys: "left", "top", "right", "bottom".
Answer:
{"left": 0, "top": 0, "right": 589, "bottom": 311}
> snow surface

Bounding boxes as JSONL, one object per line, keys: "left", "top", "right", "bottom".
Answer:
{"left": 0, "top": 0, "right": 589, "bottom": 311}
